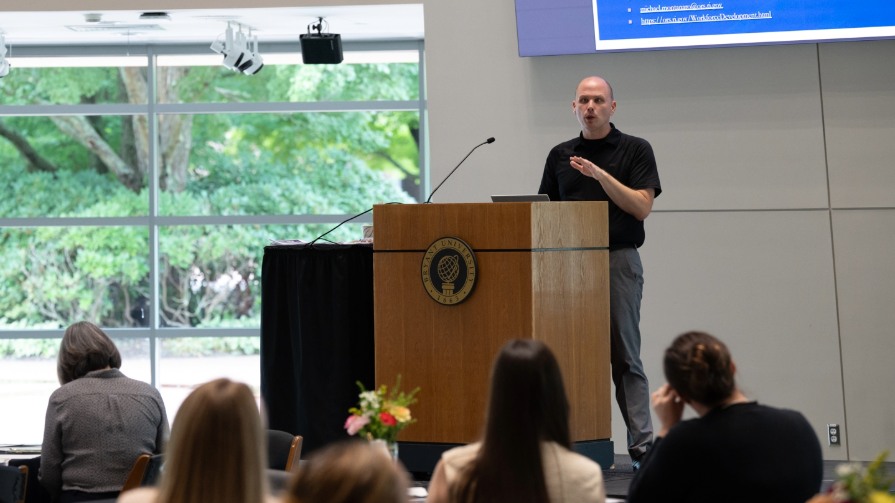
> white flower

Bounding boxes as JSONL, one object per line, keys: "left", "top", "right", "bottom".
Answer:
{"left": 835, "top": 462, "right": 862, "bottom": 478}
{"left": 359, "top": 390, "right": 381, "bottom": 413}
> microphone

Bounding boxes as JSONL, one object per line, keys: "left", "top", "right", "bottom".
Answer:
{"left": 425, "top": 137, "right": 496, "bottom": 203}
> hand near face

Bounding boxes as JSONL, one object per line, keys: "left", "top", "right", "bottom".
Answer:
{"left": 652, "top": 383, "right": 685, "bottom": 437}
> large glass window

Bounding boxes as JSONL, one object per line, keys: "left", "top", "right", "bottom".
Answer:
{"left": 159, "top": 111, "right": 417, "bottom": 217}
{"left": 156, "top": 52, "right": 420, "bottom": 103}
{"left": 0, "top": 116, "right": 150, "bottom": 218}
{"left": 0, "top": 41, "right": 426, "bottom": 444}
{"left": 0, "top": 57, "right": 147, "bottom": 105}
{"left": 0, "top": 227, "right": 150, "bottom": 328}
{"left": 0, "top": 335, "right": 151, "bottom": 444}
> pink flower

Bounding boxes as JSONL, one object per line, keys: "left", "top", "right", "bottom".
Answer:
{"left": 379, "top": 412, "right": 397, "bottom": 427}
{"left": 344, "top": 414, "right": 370, "bottom": 435}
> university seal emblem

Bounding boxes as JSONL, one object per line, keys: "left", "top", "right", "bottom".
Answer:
{"left": 421, "top": 237, "right": 478, "bottom": 305}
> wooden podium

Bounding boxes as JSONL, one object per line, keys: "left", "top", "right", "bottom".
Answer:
{"left": 373, "top": 201, "right": 611, "bottom": 456}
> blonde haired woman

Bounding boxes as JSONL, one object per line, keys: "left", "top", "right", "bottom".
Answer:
{"left": 283, "top": 439, "right": 409, "bottom": 503}
{"left": 119, "top": 378, "right": 275, "bottom": 503}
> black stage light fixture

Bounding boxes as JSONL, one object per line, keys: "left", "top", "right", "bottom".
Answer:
{"left": 300, "top": 17, "right": 343, "bottom": 64}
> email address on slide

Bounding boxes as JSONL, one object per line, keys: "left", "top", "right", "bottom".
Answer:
{"left": 639, "top": 3, "right": 724, "bottom": 13}
{"left": 641, "top": 11, "right": 772, "bottom": 25}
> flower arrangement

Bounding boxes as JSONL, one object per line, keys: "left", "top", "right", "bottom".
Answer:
{"left": 344, "top": 376, "right": 420, "bottom": 444}
{"left": 809, "top": 451, "right": 893, "bottom": 503}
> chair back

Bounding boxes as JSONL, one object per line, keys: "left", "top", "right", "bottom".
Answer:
{"left": 6, "top": 457, "right": 49, "bottom": 503}
{"left": 267, "top": 430, "right": 303, "bottom": 472}
{"left": 0, "top": 465, "right": 27, "bottom": 503}
{"left": 122, "top": 454, "right": 150, "bottom": 492}
{"left": 122, "top": 453, "right": 164, "bottom": 492}
{"left": 141, "top": 454, "right": 163, "bottom": 486}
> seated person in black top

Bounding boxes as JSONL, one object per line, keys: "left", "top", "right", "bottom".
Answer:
{"left": 627, "top": 331, "right": 822, "bottom": 503}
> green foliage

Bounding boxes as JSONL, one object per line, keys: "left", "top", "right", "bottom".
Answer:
{"left": 162, "top": 336, "right": 260, "bottom": 357}
{"left": 0, "top": 164, "right": 135, "bottom": 217}
{"left": 0, "top": 57, "right": 419, "bottom": 331}
{"left": 0, "top": 339, "right": 59, "bottom": 358}
{"left": 281, "top": 63, "right": 419, "bottom": 102}
{"left": 168, "top": 62, "right": 418, "bottom": 103}
{"left": 0, "top": 66, "right": 126, "bottom": 105}
{"left": 830, "top": 450, "right": 894, "bottom": 502}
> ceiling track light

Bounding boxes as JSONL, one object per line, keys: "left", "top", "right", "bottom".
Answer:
{"left": 0, "top": 33, "right": 10, "bottom": 78}
{"left": 209, "top": 22, "right": 263, "bottom": 76}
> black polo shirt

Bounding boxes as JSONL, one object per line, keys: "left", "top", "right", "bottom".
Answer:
{"left": 538, "top": 123, "right": 661, "bottom": 248}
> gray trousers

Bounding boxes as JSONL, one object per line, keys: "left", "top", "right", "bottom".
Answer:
{"left": 609, "top": 248, "right": 654, "bottom": 460}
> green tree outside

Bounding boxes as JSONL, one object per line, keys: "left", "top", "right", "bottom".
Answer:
{"left": 0, "top": 58, "right": 420, "bottom": 333}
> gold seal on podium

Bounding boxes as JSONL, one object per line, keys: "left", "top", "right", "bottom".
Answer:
{"left": 421, "top": 236, "right": 477, "bottom": 305}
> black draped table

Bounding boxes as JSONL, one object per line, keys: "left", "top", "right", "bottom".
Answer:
{"left": 260, "top": 242, "right": 375, "bottom": 456}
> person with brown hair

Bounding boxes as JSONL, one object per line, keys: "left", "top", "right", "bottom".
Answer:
{"left": 40, "top": 321, "right": 169, "bottom": 503}
{"left": 627, "top": 331, "right": 823, "bottom": 503}
{"left": 426, "top": 339, "right": 606, "bottom": 503}
{"left": 118, "top": 378, "right": 274, "bottom": 503}
{"left": 283, "top": 439, "right": 409, "bottom": 503}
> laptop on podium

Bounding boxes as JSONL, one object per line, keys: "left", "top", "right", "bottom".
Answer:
{"left": 490, "top": 194, "right": 550, "bottom": 202}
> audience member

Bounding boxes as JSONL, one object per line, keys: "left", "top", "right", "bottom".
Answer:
{"left": 427, "top": 339, "right": 606, "bottom": 503}
{"left": 283, "top": 439, "right": 409, "bottom": 503}
{"left": 40, "top": 321, "right": 169, "bottom": 503}
{"left": 118, "top": 378, "right": 273, "bottom": 503}
{"left": 627, "top": 331, "right": 823, "bottom": 503}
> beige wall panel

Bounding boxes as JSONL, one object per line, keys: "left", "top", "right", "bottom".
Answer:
{"left": 424, "top": 0, "right": 827, "bottom": 211}
{"left": 634, "top": 211, "right": 845, "bottom": 459}
{"left": 522, "top": 44, "right": 829, "bottom": 212}
{"left": 422, "top": 0, "right": 535, "bottom": 203}
{"left": 820, "top": 40, "right": 895, "bottom": 209}
{"left": 831, "top": 209, "right": 895, "bottom": 460}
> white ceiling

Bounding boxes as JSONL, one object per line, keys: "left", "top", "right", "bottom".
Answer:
{"left": 0, "top": 5, "right": 424, "bottom": 47}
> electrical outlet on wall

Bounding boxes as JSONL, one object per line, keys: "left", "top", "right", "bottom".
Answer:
{"left": 827, "top": 423, "right": 841, "bottom": 446}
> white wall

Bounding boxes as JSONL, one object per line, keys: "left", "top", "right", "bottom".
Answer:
{"left": 423, "top": 0, "right": 895, "bottom": 461}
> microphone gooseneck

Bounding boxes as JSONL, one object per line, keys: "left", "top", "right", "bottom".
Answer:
{"left": 308, "top": 207, "right": 374, "bottom": 246}
{"left": 425, "top": 137, "right": 496, "bottom": 203}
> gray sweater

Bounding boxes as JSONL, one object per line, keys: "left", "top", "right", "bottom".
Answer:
{"left": 40, "top": 368, "right": 169, "bottom": 498}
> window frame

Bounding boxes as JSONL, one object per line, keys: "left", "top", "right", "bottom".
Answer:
{"left": 0, "top": 39, "right": 428, "bottom": 387}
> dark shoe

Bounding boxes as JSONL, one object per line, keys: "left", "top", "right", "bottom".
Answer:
{"left": 631, "top": 459, "right": 641, "bottom": 472}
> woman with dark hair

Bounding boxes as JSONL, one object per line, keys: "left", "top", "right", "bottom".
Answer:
{"left": 427, "top": 339, "right": 606, "bottom": 503}
{"left": 40, "top": 321, "right": 169, "bottom": 503}
{"left": 627, "top": 331, "right": 823, "bottom": 503}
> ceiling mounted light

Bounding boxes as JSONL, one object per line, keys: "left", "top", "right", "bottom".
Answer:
{"left": 240, "top": 34, "right": 264, "bottom": 75}
{"left": 0, "top": 33, "right": 10, "bottom": 78}
{"left": 300, "top": 17, "right": 343, "bottom": 65}
{"left": 210, "top": 23, "right": 263, "bottom": 76}
{"left": 139, "top": 12, "right": 171, "bottom": 21}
